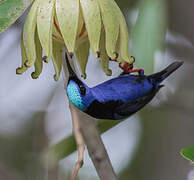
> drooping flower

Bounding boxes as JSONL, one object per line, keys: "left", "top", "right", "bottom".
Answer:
{"left": 16, "top": 0, "right": 134, "bottom": 80}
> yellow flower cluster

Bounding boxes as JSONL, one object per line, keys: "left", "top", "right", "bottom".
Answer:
{"left": 16, "top": 0, "right": 134, "bottom": 80}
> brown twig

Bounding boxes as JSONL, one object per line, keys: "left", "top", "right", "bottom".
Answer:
{"left": 62, "top": 52, "right": 86, "bottom": 180}
{"left": 62, "top": 51, "right": 118, "bottom": 180}
{"left": 69, "top": 103, "right": 85, "bottom": 180}
{"left": 70, "top": 105, "right": 118, "bottom": 180}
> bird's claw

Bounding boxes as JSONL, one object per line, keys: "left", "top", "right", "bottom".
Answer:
{"left": 120, "top": 65, "right": 144, "bottom": 75}
{"left": 127, "top": 68, "right": 145, "bottom": 75}
{"left": 119, "top": 58, "right": 144, "bottom": 75}
{"left": 109, "top": 55, "right": 144, "bottom": 75}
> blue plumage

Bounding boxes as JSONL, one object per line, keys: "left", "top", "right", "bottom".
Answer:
{"left": 65, "top": 53, "right": 183, "bottom": 120}
{"left": 92, "top": 75, "right": 153, "bottom": 103}
{"left": 67, "top": 81, "right": 85, "bottom": 110}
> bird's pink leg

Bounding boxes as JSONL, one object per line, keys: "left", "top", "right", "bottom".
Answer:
{"left": 119, "top": 61, "right": 144, "bottom": 75}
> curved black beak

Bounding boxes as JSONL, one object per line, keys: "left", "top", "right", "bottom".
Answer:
{"left": 65, "top": 53, "right": 77, "bottom": 77}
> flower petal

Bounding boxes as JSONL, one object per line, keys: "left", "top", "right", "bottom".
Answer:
{"left": 23, "top": 0, "right": 39, "bottom": 67}
{"left": 16, "top": 30, "right": 28, "bottom": 74}
{"left": 76, "top": 24, "right": 88, "bottom": 46}
{"left": 52, "top": 16, "right": 64, "bottom": 44}
{"left": 75, "top": 40, "right": 90, "bottom": 79}
{"left": 77, "top": 4, "right": 84, "bottom": 39}
{"left": 31, "top": 30, "right": 43, "bottom": 79}
{"left": 80, "top": 0, "right": 101, "bottom": 57}
{"left": 56, "top": 0, "right": 79, "bottom": 53}
{"left": 115, "top": 33, "right": 124, "bottom": 64}
{"left": 99, "top": 29, "right": 112, "bottom": 76}
{"left": 115, "top": 32, "right": 132, "bottom": 66}
{"left": 37, "top": 0, "right": 55, "bottom": 62}
{"left": 75, "top": 7, "right": 87, "bottom": 45}
{"left": 97, "top": 0, "right": 119, "bottom": 60}
{"left": 111, "top": 0, "right": 134, "bottom": 63}
{"left": 52, "top": 39, "right": 63, "bottom": 81}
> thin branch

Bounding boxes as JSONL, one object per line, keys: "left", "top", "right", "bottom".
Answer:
{"left": 70, "top": 104, "right": 118, "bottom": 180}
{"left": 69, "top": 102, "right": 85, "bottom": 180}
{"left": 48, "top": 119, "right": 122, "bottom": 161}
{"left": 62, "top": 52, "right": 118, "bottom": 180}
{"left": 62, "top": 51, "right": 86, "bottom": 180}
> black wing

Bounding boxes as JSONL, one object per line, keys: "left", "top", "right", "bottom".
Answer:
{"left": 85, "top": 99, "right": 123, "bottom": 119}
{"left": 85, "top": 86, "right": 163, "bottom": 120}
{"left": 115, "top": 86, "right": 163, "bottom": 117}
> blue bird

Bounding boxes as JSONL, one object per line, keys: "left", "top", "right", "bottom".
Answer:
{"left": 66, "top": 53, "right": 183, "bottom": 120}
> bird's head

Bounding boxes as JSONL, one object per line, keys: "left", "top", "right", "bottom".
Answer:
{"left": 65, "top": 53, "right": 93, "bottom": 110}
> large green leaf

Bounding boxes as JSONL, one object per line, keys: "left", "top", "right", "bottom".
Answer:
{"left": 131, "top": 0, "right": 167, "bottom": 74}
{"left": 181, "top": 146, "right": 194, "bottom": 163}
{"left": 0, "top": 0, "right": 34, "bottom": 34}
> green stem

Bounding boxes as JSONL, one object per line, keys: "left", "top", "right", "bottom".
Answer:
{"left": 48, "top": 119, "right": 122, "bottom": 161}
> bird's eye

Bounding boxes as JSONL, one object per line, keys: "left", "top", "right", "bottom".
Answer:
{"left": 79, "top": 85, "right": 86, "bottom": 96}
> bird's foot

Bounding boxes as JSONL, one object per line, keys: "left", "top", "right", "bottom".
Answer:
{"left": 119, "top": 62, "right": 144, "bottom": 75}
{"left": 109, "top": 55, "right": 144, "bottom": 75}
{"left": 118, "top": 56, "right": 144, "bottom": 75}
{"left": 127, "top": 68, "right": 145, "bottom": 75}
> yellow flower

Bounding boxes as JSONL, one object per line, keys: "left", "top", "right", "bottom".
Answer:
{"left": 16, "top": 0, "right": 134, "bottom": 80}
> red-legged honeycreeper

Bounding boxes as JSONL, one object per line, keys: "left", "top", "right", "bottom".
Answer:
{"left": 66, "top": 53, "right": 183, "bottom": 120}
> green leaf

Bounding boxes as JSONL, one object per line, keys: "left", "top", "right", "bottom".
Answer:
{"left": 0, "top": 112, "right": 47, "bottom": 175}
{"left": 48, "top": 119, "right": 122, "bottom": 161}
{"left": 0, "top": 0, "right": 34, "bottom": 34}
{"left": 131, "top": 0, "right": 167, "bottom": 74}
{"left": 181, "top": 146, "right": 194, "bottom": 162}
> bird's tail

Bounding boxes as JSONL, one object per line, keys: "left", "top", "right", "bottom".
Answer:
{"left": 148, "top": 61, "right": 183, "bottom": 84}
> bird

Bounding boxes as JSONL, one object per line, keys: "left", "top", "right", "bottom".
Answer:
{"left": 65, "top": 53, "right": 183, "bottom": 120}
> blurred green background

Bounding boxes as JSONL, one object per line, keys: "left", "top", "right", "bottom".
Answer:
{"left": 0, "top": 0, "right": 194, "bottom": 179}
